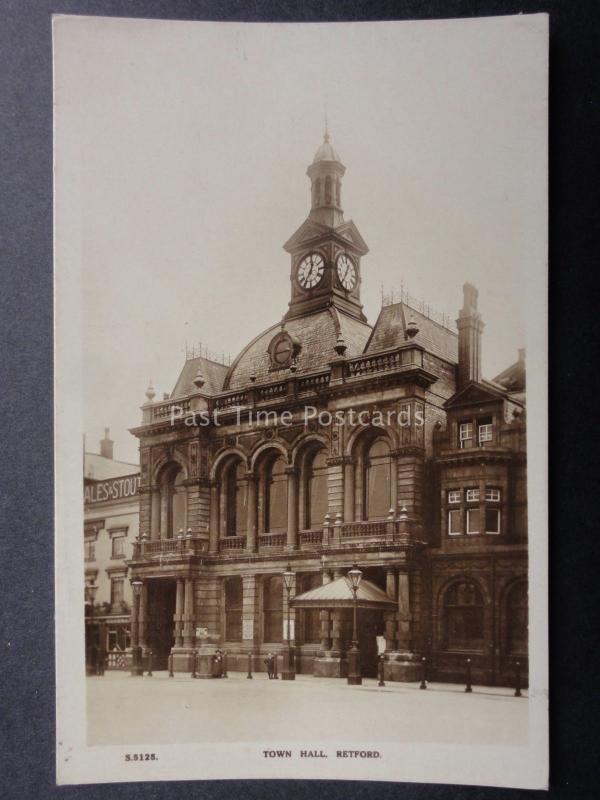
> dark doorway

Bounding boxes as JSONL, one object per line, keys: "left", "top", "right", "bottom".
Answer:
{"left": 357, "top": 609, "right": 385, "bottom": 678}
{"left": 146, "top": 579, "right": 176, "bottom": 669}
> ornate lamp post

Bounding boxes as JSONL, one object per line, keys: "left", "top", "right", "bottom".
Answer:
{"left": 346, "top": 564, "right": 363, "bottom": 685}
{"left": 130, "top": 579, "right": 144, "bottom": 676}
{"left": 86, "top": 583, "right": 98, "bottom": 675}
{"left": 282, "top": 564, "right": 295, "bottom": 681}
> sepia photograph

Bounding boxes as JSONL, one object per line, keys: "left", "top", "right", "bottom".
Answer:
{"left": 53, "top": 13, "right": 548, "bottom": 788}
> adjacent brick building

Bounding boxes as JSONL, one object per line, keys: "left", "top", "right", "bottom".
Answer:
{"left": 127, "top": 134, "right": 528, "bottom": 685}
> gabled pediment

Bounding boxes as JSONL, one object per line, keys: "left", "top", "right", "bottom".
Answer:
{"left": 334, "top": 220, "right": 369, "bottom": 255}
{"left": 283, "top": 218, "right": 333, "bottom": 252}
{"left": 444, "top": 380, "right": 506, "bottom": 410}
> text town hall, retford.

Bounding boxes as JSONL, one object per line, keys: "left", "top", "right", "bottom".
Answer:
{"left": 126, "top": 132, "right": 528, "bottom": 685}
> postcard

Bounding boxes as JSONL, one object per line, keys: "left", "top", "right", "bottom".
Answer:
{"left": 54, "top": 12, "right": 548, "bottom": 788}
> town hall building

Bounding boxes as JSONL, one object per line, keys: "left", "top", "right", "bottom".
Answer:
{"left": 127, "top": 133, "right": 528, "bottom": 685}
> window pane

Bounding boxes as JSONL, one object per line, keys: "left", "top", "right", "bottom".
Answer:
{"left": 467, "top": 508, "right": 480, "bottom": 534}
{"left": 235, "top": 461, "right": 247, "bottom": 534}
{"left": 267, "top": 457, "right": 288, "bottom": 532}
{"left": 485, "top": 508, "right": 500, "bottom": 534}
{"left": 366, "top": 439, "right": 391, "bottom": 519}
{"left": 225, "top": 577, "right": 243, "bottom": 641}
{"left": 307, "top": 450, "right": 328, "bottom": 528}
{"left": 448, "top": 509, "right": 461, "bottom": 535}
{"left": 443, "top": 582, "right": 484, "bottom": 651}
{"left": 263, "top": 575, "right": 283, "bottom": 642}
{"left": 485, "top": 487, "right": 501, "bottom": 502}
{"left": 466, "top": 488, "right": 480, "bottom": 502}
{"left": 448, "top": 490, "right": 461, "bottom": 504}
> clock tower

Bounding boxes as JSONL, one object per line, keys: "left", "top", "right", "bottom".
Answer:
{"left": 283, "top": 131, "right": 369, "bottom": 322}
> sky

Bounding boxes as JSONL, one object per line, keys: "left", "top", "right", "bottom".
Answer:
{"left": 54, "top": 14, "right": 547, "bottom": 464}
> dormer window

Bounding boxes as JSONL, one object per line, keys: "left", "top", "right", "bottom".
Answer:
{"left": 478, "top": 418, "right": 493, "bottom": 445}
{"left": 459, "top": 422, "right": 473, "bottom": 448}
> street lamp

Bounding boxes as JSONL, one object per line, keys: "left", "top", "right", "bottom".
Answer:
{"left": 346, "top": 564, "right": 363, "bottom": 685}
{"left": 86, "top": 583, "right": 98, "bottom": 675}
{"left": 130, "top": 579, "right": 144, "bottom": 677}
{"left": 282, "top": 564, "right": 295, "bottom": 681}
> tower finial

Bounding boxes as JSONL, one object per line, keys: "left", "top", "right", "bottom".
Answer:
{"left": 324, "top": 114, "right": 329, "bottom": 143}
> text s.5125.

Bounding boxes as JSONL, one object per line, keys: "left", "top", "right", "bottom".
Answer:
{"left": 124, "top": 753, "right": 158, "bottom": 762}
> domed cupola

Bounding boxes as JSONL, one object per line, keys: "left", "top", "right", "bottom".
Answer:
{"left": 306, "top": 128, "right": 346, "bottom": 229}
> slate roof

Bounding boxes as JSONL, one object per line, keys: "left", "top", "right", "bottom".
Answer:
{"left": 493, "top": 353, "right": 526, "bottom": 392}
{"left": 171, "top": 356, "right": 229, "bottom": 399}
{"left": 291, "top": 576, "right": 396, "bottom": 609}
{"left": 365, "top": 302, "right": 458, "bottom": 363}
{"left": 84, "top": 453, "right": 139, "bottom": 481}
{"left": 224, "top": 308, "right": 372, "bottom": 390}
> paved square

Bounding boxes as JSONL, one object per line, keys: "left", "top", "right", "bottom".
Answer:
{"left": 87, "top": 671, "right": 528, "bottom": 747}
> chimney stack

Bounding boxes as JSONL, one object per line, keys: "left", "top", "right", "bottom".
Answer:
{"left": 456, "top": 283, "right": 484, "bottom": 389}
{"left": 100, "top": 427, "right": 114, "bottom": 460}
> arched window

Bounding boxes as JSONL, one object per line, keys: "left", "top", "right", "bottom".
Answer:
{"left": 305, "top": 449, "right": 328, "bottom": 529}
{"left": 364, "top": 438, "right": 392, "bottom": 520}
{"left": 312, "top": 178, "right": 321, "bottom": 207}
{"left": 265, "top": 455, "right": 287, "bottom": 533}
{"left": 263, "top": 575, "right": 283, "bottom": 643}
{"left": 160, "top": 465, "right": 186, "bottom": 539}
{"left": 225, "top": 460, "right": 247, "bottom": 536}
{"left": 506, "top": 582, "right": 528, "bottom": 655}
{"left": 224, "top": 577, "right": 243, "bottom": 642}
{"left": 443, "top": 581, "right": 485, "bottom": 651}
{"left": 335, "top": 177, "right": 341, "bottom": 207}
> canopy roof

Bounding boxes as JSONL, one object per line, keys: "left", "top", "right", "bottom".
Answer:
{"left": 290, "top": 576, "right": 396, "bottom": 610}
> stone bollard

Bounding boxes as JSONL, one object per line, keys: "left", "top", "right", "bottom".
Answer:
{"left": 419, "top": 656, "right": 427, "bottom": 690}
{"left": 465, "top": 658, "right": 473, "bottom": 693}
{"left": 147, "top": 649, "right": 153, "bottom": 677}
{"left": 168, "top": 653, "right": 174, "bottom": 677}
{"left": 247, "top": 651, "right": 253, "bottom": 679}
{"left": 514, "top": 661, "right": 522, "bottom": 697}
{"left": 378, "top": 654, "right": 385, "bottom": 687}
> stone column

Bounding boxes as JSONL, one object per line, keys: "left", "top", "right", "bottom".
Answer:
{"left": 386, "top": 568, "right": 397, "bottom": 599}
{"left": 397, "top": 570, "right": 411, "bottom": 650}
{"left": 245, "top": 472, "right": 257, "bottom": 552}
{"left": 160, "top": 484, "right": 169, "bottom": 539}
{"left": 151, "top": 488, "right": 161, "bottom": 539}
{"left": 285, "top": 466, "right": 299, "bottom": 550}
{"left": 209, "top": 480, "right": 220, "bottom": 554}
{"left": 174, "top": 578, "right": 184, "bottom": 647}
{"left": 182, "top": 577, "right": 195, "bottom": 648}
{"left": 343, "top": 458, "right": 355, "bottom": 522}
{"left": 331, "top": 610, "right": 342, "bottom": 654}
{"left": 320, "top": 610, "right": 331, "bottom": 652}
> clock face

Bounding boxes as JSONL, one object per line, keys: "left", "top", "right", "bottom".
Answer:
{"left": 336, "top": 254, "right": 357, "bottom": 291}
{"left": 273, "top": 336, "right": 293, "bottom": 366}
{"left": 297, "top": 253, "right": 325, "bottom": 289}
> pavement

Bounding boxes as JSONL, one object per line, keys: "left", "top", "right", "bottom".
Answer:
{"left": 87, "top": 670, "right": 528, "bottom": 747}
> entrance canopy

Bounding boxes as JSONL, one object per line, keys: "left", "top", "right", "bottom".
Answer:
{"left": 290, "top": 577, "right": 396, "bottom": 611}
